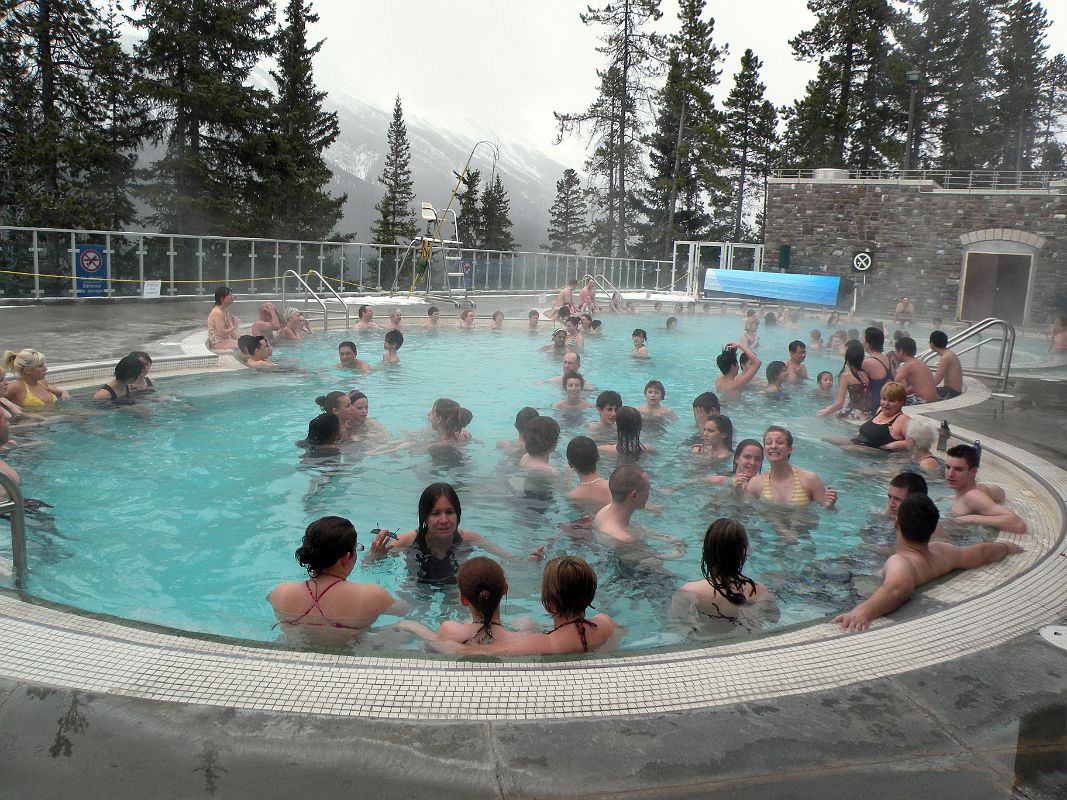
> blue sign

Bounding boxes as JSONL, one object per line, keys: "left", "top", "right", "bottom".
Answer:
{"left": 703, "top": 269, "right": 841, "bottom": 306}
{"left": 75, "top": 245, "right": 107, "bottom": 298}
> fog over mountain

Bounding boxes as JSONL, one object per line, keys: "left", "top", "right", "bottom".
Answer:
{"left": 321, "top": 88, "right": 572, "bottom": 251}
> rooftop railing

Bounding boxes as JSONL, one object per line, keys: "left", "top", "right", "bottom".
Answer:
{"left": 771, "top": 169, "right": 1067, "bottom": 191}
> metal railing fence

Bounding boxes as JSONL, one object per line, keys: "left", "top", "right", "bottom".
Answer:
{"left": 771, "top": 169, "right": 1067, "bottom": 191}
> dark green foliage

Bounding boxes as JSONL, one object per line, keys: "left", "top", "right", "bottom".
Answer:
{"left": 634, "top": 0, "right": 725, "bottom": 257}
{"left": 370, "top": 95, "right": 418, "bottom": 246}
{"left": 544, "top": 168, "right": 588, "bottom": 254}
{"left": 1037, "top": 54, "right": 1067, "bottom": 170}
{"left": 250, "top": 0, "right": 346, "bottom": 240}
{"left": 556, "top": 0, "right": 664, "bottom": 256}
{"left": 133, "top": 0, "right": 275, "bottom": 235}
{"left": 0, "top": 0, "right": 145, "bottom": 230}
{"left": 723, "top": 49, "right": 779, "bottom": 242}
{"left": 480, "top": 172, "right": 517, "bottom": 252}
{"left": 456, "top": 169, "right": 483, "bottom": 248}
{"left": 989, "top": 0, "right": 1049, "bottom": 170}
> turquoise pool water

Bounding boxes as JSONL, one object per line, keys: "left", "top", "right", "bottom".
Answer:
{"left": 4, "top": 311, "right": 990, "bottom": 651}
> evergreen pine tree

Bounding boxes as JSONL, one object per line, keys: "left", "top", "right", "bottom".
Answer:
{"left": 556, "top": 0, "right": 664, "bottom": 256}
{"left": 480, "top": 173, "right": 517, "bottom": 251}
{"left": 456, "top": 169, "right": 483, "bottom": 248}
{"left": 989, "top": 0, "right": 1049, "bottom": 170}
{"left": 133, "top": 0, "right": 274, "bottom": 235}
{"left": 544, "top": 168, "right": 588, "bottom": 254}
{"left": 251, "top": 0, "right": 346, "bottom": 240}
{"left": 370, "top": 95, "right": 418, "bottom": 246}
{"left": 634, "top": 0, "right": 725, "bottom": 257}
{"left": 1037, "top": 53, "right": 1067, "bottom": 169}
{"left": 723, "top": 49, "right": 779, "bottom": 242}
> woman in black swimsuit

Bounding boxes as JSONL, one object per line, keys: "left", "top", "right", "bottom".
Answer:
{"left": 853, "top": 381, "right": 911, "bottom": 450}
{"left": 91, "top": 354, "right": 144, "bottom": 405}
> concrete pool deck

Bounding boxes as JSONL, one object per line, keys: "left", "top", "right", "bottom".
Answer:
{"left": 1, "top": 301, "right": 1065, "bottom": 798}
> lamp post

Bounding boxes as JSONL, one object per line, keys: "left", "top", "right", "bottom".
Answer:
{"left": 903, "top": 69, "right": 921, "bottom": 173}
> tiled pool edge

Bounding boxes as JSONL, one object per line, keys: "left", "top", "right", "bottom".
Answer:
{"left": 0, "top": 381, "right": 1063, "bottom": 721}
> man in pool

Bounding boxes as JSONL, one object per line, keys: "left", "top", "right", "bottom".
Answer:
{"left": 565, "top": 435, "right": 611, "bottom": 509}
{"left": 714, "top": 341, "right": 762, "bottom": 399}
{"left": 541, "top": 329, "right": 568, "bottom": 354}
{"left": 928, "top": 330, "right": 963, "bottom": 399}
{"left": 354, "top": 304, "right": 377, "bottom": 330}
{"left": 691, "top": 391, "right": 721, "bottom": 431}
{"left": 834, "top": 493, "right": 1022, "bottom": 631}
{"left": 593, "top": 465, "right": 685, "bottom": 561}
{"left": 892, "top": 336, "right": 939, "bottom": 403}
{"left": 946, "top": 444, "right": 1027, "bottom": 534}
{"left": 784, "top": 340, "right": 808, "bottom": 383}
{"left": 554, "top": 278, "right": 578, "bottom": 309}
{"left": 587, "top": 390, "right": 621, "bottom": 441}
{"left": 547, "top": 352, "right": 596, "bottom": 389}
{"left": 242, "top": 335, "right": 278, "bottom": 369}
{"left": 424, "top": 306, "right": 441, "bottom": 329}
{"left": 336, "top": 341, "right": 370, "bottom": 371}
{"left": 578, "top": 278, "right": 598, "bottom": 311}
{"left": 527, "top": 309, "right": 541, "bottom": 332}
{"left": 884, "top": 472, "right": 946, "bottom": 539}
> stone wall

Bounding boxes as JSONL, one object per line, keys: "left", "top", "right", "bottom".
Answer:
{"left": 763, "top": 178, "right": 1067, "bottom": 324}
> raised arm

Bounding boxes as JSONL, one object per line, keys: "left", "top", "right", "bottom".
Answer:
{"left": 833, "top": 555, "right": 917, "bottom": 631}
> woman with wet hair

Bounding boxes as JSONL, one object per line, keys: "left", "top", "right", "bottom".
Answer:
{"left": 298, "top": 412, "right": 343, "bottom": 450}
{"left": 91, "top": 354, "right": 145, "bottom": 405}
{"left": 268, "top": 516, "right": 398, "bottom": 637}
{"left": 816, "top": 339, "right": 870, "bottom": 419}
{"left": 126, "top": 351, "right": 155, "bottom": 394}
{"left": 345, "top": 390, "right": 386, "bottom": 440}
{"left": 673, "top": 519, "right": 778, "bottom": 629}
{"left": 746, "top": 426, "right": 837, "bottom": 508}
{"left": 2, "top": 349, "right": 69, "bottom": 408}
{"left": 599, "top": 406, "right": 652, "bottom": 460}
{"left": 692, "top": 414, "right": 734, "bottom": 460}
{"left": 440, "top": 557, "right": 519, "bottom": 644}
{"left": 428, "top": 398, "right": 473, "bottom": 443}
{"left": 365, "top": 482, "right": 512, "bottom": 583}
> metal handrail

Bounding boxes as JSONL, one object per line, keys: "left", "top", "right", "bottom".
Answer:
{"left": 584, "top": 273, "right": 623, "bottom": 306}
{"left": 0, "top": 472, "right": 27, "bottom": 589}
{"left": 280, "top": 270, "right": 331, "bottom": 333}
{"left": 304, "top": 270, "right": 351, "bottom": 330}
{"left": 918, "top": 317, "right": 1015, "bottom": 392}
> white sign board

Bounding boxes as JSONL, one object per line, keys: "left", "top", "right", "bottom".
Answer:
{"left": 142, "top": 280, "right": 162, "bottom": 299}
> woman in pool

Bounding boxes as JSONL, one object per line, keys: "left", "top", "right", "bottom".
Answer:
{"left": 541, "top": 328, "right": 568, "bottom": 354}
{"left": 91, "top": 354, "right": 144, "bottom": 405}
{"left": 127, "top": 351, "right": 155, "bottom": 394}
{"left": 553, "top": 372, "right": 594, "bottom": 410}
{"left": 206, "top": 286, "right": 240, "bottom": 350}
{"left": 637, "top": 379, "right": 675, "bottom": 418}
{"left": 672, "top": 518, "right": 778, "bottom": 629}
{"left": 366, "top": 482, "right": 512, "bottom": 582}
{"left": 745, "top": 426, "right": 836, "bottom": 508}
{"left": 298, "top": 412, "right": 344, "bottom": 452}
{"left": 402, "top": 557, "right": 521, "bottom": 645}
{"left": 489, "top": 310, "right": 505, "bottom": 330}
{"left": 456, "top": 309, "right": 475, "bottom": 329}
{"left": 852, "top": 382, "right": 910, "bottom": 451}
{"left": 631, "top": 328, "right": 649, "bottom": 359}
{"left": 315, "top": 390, "right": 353, "bottom": 430}
{"left": 816, "top": 340, "right": 871, "bottom": 419}
{"left": 610, "top": 292, "right": 624, "bottom": 313}
{"left": 904, "top": 416, "right": 941, "bottom": 475}
{"left": 268, "top": 516, "right": 399, "bottom": 638}
{"left": 691, "top": 414, "right": 734, "bottom": 461}
{"left": 763, "top": 361, "right": 788, "bottom": 396}
{"left": 564, "top": 316, "right": 584, "bottom": 352}
{"left": 740, "top": 316, "right": 760, "bottom": 350}
{"left": 0, "top": 371, "right": 26, "bottom": 423}
{"left": 599, "top": 406, "right": 652, "bottom": 460}
{"left": 2, "top": 349, "right": 69, "bottom": 408}
{"left": 428, "top": 398, "right": 473, "bottom": 444}
{"left": 707, "top": 438, "right": 764, "bottom": 492}
{"left": 345, "top": 390, "right": 387, "bottom": 440}
{"left": 1050, "top": 316, "right": 1067, "bottom": 351}
{"left": 809, "top": 329, "right": 823, "bottom": 352}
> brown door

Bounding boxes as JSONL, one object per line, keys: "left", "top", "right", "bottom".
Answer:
{"left": 960, "top": 252, "right": 1031, "bottom": 324}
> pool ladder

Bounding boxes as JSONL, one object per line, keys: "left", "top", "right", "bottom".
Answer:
{"left": 918, "top": 317, "right": 1015, "bottom": 392}
{"left": 0, "top": 471, "right": 26, "bottom": 589}
{"left": 280, "top": 269, "right": 352, "bottom": 332}
{"left": 584, "top": 273, "right": 623, "bottom": 305}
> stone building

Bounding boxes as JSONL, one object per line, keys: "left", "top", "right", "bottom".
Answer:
{"left": 763, "top": 171, "right": 1067, "bottom": 325}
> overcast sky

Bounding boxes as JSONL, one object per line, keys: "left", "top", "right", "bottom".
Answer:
{"left": 309, "top": 1, "right": 1067, "bottom": 169}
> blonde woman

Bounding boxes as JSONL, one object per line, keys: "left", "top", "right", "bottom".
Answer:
{"left": 2, "top": 349, "right": 68, "bottom": 409}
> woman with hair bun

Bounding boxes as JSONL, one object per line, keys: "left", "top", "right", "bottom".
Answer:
{"left": 672, "top": 518, "right": 778, "bottom": 631}
{"left": 2, "top": 349, "right": 69, "bottom": 408}
{"left": 345, "top": 390, "right": 387, "bottom": 441}
{"left": 268, "top": 516, "right": 399, "bottom": 638}
{"left": 428, "top": 398, "right": 473, "bottom": 444}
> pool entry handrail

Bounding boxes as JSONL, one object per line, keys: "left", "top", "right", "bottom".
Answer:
{"left": 0, "top": 472, "right": 27, "bottom": 589}
{"left": 303, "top": 269, "right": 351, "bottom": 331}
{"left": 280, "top": 269, "right": 348, "bottom": 332}
{"left": 584, "top": 273, "right": 622, "bottom": 303}
{"left": 918, "top": 317, "right": 1016, "bottom": 392}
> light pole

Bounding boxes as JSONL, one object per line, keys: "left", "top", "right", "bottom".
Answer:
{"left": 903, "top": 69, "right": 921, "bottom": 173}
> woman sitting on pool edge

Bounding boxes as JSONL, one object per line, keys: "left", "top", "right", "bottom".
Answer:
{"left": 206, "top": 286, "right": 240, "bottom": 351}
{"left": 745, "top": 426, "right": 837, "bottom": 508}
{"left": 365, "top": 482, "right": 514, "bottom": 583}
{"left": 268, "top": 515, "right": 400, "bottom": 640}
{"left": 2, "top": 349, "right": 69, "bottom": 408}
{"left": 672, "top": 518, "right": 779, "bottom": 632}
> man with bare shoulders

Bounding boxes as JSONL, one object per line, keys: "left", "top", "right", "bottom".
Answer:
{"left": 565, "top": 436, "right": 612, "bottom": 509}
{"left": 894, "top": 296, "right": 915, "bottom": 325}
{"left": 555, "top": 278, "right": 578, "bottom": 309}
{"left": 884, "top": 472, "right": 946, "bottom": 539}
{"left": 593, "top": 464, "right": 651, "bottom": 544}
{"left": 929, "top": 330, "right": 963, "bottom": 399}
{"left": 385, "top": 308, "right": 404, "bottom": 331}
{"left": 353, "top": 304, "right": 378, "bottom": 330}
{"left": 578, "top": 278, "right": 598, "bottom": 311}
{"left": 424, "top": 306, "right": 441, "bottom": 329}
{"left": 946, "top": 444, "right": 1027, "bottom": 534}
{"left": 784, "top": 340, "right": 808, "bottom": 383}
{"left": 835, "top": 493, "right": 1022, "bottom": 631}
{"left": 587, "top": 390, "right": 621, "bottom": 441}
{"left": 714, "top": 341, "right": 762, "bottom": 399}
{"left": 893, "top": 337, "right": 939, "bottom": 403}
{"left": 335, "top": 341, "right": 370, "bottom": 371}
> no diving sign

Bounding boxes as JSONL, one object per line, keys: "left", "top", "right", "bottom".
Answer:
{"left": 75, "top": 245, "right": 107, "bottom": 297}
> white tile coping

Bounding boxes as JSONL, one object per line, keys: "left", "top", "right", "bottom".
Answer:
{"left": 0, "top": 372, "right": 1063, "bottom": 720}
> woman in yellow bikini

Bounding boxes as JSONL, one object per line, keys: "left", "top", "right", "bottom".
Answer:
{"left": 1, "top": 349, "right": 68, "bottom": 409}
{"left": 745, "top": 425, "right": 837, "bottom": 509}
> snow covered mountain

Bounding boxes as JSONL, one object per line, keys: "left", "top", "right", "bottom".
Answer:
{"left": 322, "top": 89, "right": 574, "bottom": 250}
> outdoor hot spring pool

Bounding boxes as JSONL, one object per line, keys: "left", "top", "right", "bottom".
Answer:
{"left": 3, "top": 311, "right": 995, "bottom": 652}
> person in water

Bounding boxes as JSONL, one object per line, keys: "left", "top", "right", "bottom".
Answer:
{"left": 672, "top": 518, "right": 779, "bottom": 629}
{"left": 784, "top": 340, "right": 808, "bottom": 383}
{"left": 206, "top": 286, "right": 240, "bottom": 350}
{"left": 852, "top": 381, "right": 910, "bottom": 450}
{"left": 631, "top": 328, "right": 649, "bottom": 359}
{"left": 336, "top": 341, "right": 370, "bottom": 371}
{"left": 746, "top": 426, "right": 837, "bottom": 508}
{"left": 691, "top": 414, "right": 734, "bottom": 461}
{"left": 714, "top": 342, "right": 761, "bottom": 398}
{"left": 382, "top": 329, "right": 403, "bottom": 364}
{"left": 565, "top": 435, "right": 611, "bottom": 509}
{"left": 707, "top": 438, "right": 764, "bottom": 492}
{"left": 946, "top": 444, "right": 1027, "bottom": 534}
{"left": 637, "top": 379, "right": 675, "bottom": 418}
{"left": 425, "top": 306, "right": 441, "bottom": 329}
{"left": 345, "top": 390, "right": 387, "bottom": 441}
{"left": 499, "top": 406, "right": 539, "bottom": 454}
{"left": 834, "top": 494, "right": 1022, "bottom": 631}
{"left": 428, "top": 398, "right": 473, "bottom": 444}
{"left": 520, "top": 416, "right": 561, "bottom": 475}
{"left": 268, "top": 516, "right": 400, "bottom": 638}
{"left": 126, "top": 351, "right": 155, "bottom": 394}
{"left": 243, "top": 335, "right": 278, "bottom": 369}
{"left": 598, "top": 406, "right": 652, "bottom": 460}
{"left": 816, "top": 340, "right": 870, "bottom": 419}
{"left": 91, "top": 354, "right": 145, "bottom": 404}
{"left": 587, "top": 390, "right": 621, "bottom": 440}
{"left": 299, "top": 412, "right": 344, "bottom": 452}
{"left": 554, "top": 372, "right": 594, "bottom": 411}
{"left": 353, "top": 304, "right": 378, "bottom": 330}
{"left": 365, "top": 482, "right": 512, "bottom": 583}
{"left": 2, "top": 349, "right": 69, "bottom": 408}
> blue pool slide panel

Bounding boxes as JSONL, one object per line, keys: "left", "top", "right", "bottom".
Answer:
{"left": 703, "top": 269, "right": 841, "bottom": 305}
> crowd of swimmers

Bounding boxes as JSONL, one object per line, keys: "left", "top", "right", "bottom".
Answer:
{"left": 0, "top": 283, "right": 1036, "bottom": 655}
